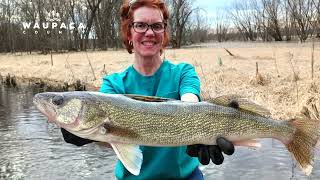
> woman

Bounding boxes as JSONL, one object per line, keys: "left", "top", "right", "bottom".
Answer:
{"left": 62, "top": 0, "right": 235, "bottom": 179}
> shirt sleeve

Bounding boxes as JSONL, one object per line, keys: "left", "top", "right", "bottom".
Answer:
{"left": 179, "top": 64, "right": 201, "bottom": 100}
{"left": 99, "top": 75, "right": 117, "bottom": 94}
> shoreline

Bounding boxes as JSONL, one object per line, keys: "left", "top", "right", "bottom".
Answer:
{"left": 1, "top": 42, "right": 320, "bottom": 120}
{"left": 0, "top": 74, "right": 96, "bottom": 91}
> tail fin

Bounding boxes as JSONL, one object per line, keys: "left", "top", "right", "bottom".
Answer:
{"left": 286, "top": 118, "right": 320, "bottom": 176}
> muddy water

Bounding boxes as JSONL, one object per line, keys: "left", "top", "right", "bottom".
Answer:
{"left": 0, "top": 85, "right": 319, "bottom": 179}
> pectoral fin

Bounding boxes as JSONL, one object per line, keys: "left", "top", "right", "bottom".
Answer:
{"left": 111, "top": 143, "right": 143, "bottom": 176}
{"left": 207, "top": 95, "right": 270, "bottom": 116}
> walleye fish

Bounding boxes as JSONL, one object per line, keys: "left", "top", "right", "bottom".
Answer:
{"left": 33, "top": 91, "right": 320, "bottom": 176}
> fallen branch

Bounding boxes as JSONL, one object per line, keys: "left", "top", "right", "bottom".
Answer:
{"left": 224, "top": 48, "right": 235, "bottom": 57}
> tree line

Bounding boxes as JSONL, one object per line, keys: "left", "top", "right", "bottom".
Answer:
{"left": 0, "top": 0, "right": 203, "bottom": 53}
{"left": 1, "top": 0, "right": 320, "bottom": 54}
{"left": 0, "top": 0, "right": 123, "bottom": 53}
{"left": 216, "top": 0, "right": 320, "bottom": 43}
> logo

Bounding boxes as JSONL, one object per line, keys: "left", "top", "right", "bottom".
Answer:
{"left": 46, "top": 10, "right": 61, "bottom": 22}
{"left": 22, "top": 10, "right": 86, "bottom": 35}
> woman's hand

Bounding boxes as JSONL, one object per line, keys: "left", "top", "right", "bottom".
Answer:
{"left": 186, "top": 137, "right": 235, "bottom": 165}
{"left": 181, "top": 93, "right": 199, "bottom": 103}
{"left": 61, "top": 128, "right": 95, "bottom": 146}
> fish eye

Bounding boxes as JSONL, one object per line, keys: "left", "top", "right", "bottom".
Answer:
{"left": 52, "top": 95, "right": 64, "bottom": 106}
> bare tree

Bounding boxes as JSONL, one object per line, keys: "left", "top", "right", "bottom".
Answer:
{"left": 1, "top": 0, "right": 20, "bottom": 52}
{"left": 167, "top": 0, "right": 195, "bottom": 48}
{"left": 68, "top": 0, "right": 86, "bottom": 50}
{"left": 215, "top": 9, "right": 229, "bottom": 42}
{"left": 287, "top": 0, "right": 315, "bottom": 42}
{"left": 187, "top": 8, "right": 209, "bottom": 44}
{"left": 95, "top": 0, "right": 121, "bottom": 50}
{"left": 262, "top": 0, "right": 283, "bottom": 41}
{"left": 282, "top": 0, "right": 293, "bottom": 41}
{"left": 312, "top": 0, "right": 320, "bottom": 38}
{"left": 82, "top": 0, "right": 102, "bottom": 50}
{"left": 251, "top": 0, "right": 270, "bottom": 41}
{"left": 229, "top": 0, "right": 257, "bottom": 41}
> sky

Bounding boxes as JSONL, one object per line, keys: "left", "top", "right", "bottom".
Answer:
{"left": 195, "top": 0, "right": 230, "bottom": 11}
{"left": 194, "top": 0, "right": 235, "bottom": 27}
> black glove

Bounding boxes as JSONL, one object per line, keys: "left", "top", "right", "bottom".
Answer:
{"left": 186, "top": 137, "right": 235, "bottom": 165}
{"left": 61, "top": 128, "right": 95, "bottom": 146}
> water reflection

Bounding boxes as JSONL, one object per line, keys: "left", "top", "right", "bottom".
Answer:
{"left": 0, "top": 85, "right": 319, "bottom": 179}
{"left": 0, "top": 85, "right": 117, "bottom": 180}
{"left": 203, "top": 138, "right": 320, "bottom": 179}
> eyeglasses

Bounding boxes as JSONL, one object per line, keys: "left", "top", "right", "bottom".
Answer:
{"left": 131, "top": 22, "right": 167, "bottom": 34}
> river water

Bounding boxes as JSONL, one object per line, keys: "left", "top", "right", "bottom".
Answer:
{"left": 0, "top": 85, "right": 319, "bottom": 180}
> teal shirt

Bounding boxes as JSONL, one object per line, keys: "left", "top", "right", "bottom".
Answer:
{"left": 100, "top": 60, "right": 201, "bottom": 180}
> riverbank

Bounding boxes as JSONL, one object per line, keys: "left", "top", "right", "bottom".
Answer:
{"left": 1, "top": 42, "right": 320, "bottom": 120}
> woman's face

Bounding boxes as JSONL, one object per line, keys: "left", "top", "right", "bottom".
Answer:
{"left": 129, "top": 7, "right": 164, "bottom": 58}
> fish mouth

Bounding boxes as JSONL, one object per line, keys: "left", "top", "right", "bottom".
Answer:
{"left": 33, "top": 94, "right": 56, "bottom": 122}
{"left": 33, "top": 92, "right": 86, "bottom": 130}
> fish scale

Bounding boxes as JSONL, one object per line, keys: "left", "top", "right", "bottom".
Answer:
{"left": 99, "top": 96, "right": 293, "bottom": 146}
{"left": 33, "top": 91, "right": 320, "bottom": 176}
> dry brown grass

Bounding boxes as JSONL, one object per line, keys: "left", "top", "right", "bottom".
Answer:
{"left": 1, "top": 42, "right": 320, "bottom": 120}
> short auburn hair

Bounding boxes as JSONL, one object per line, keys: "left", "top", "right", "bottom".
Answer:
{"left": 120, "top": 0, "right": 170, "bottom": 54}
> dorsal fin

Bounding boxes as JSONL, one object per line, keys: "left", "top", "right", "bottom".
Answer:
{"left": 207, "top": 95, "right": 271, "bottom": 116}
{"left": 123, "top": 94, "right": 174, "bottom": 102}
